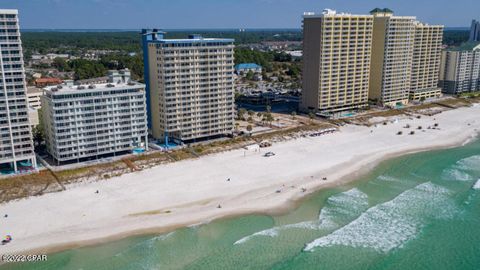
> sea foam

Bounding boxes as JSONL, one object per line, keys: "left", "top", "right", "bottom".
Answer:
{"left": 441, "top": 155, "right": 480, "bottom": 182}
{"left": 233, "top": 221, "right": 316, "bottom": 245}
{"left": 473, "top": 179, "right": 480, "bottom": 190}
{"left": 304, "top": 182, "right": 456, "bottom": 253}
{"left": 233, "top": 188, "right": 368, "bottom": 245}
{"left": 318, "top": 188, "right": 369, "bottom": 228}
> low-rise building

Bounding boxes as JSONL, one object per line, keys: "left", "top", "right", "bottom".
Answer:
{"left": 28, "top": 108, "right": 39, "bottom": 127}
{"left": 41, "top": 69, "right": 148, "bottom": 165}
{"left": 27, "top": 87, "right": 43, "bottom": 127}
{"left": 27, "top": 87, "right": 43, "bottom": 109}
{"left": 235, "top": 63, "right": 262, "bottom": 75}
{"left": 35, "top": 77, "right": 63, "bottom": 87}
{"left": 285, "top": 50, "right": 302, "bottom": 59}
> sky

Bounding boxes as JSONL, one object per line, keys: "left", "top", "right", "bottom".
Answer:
{"left": 2, "top": 0, "right": 478, "bottom": 29}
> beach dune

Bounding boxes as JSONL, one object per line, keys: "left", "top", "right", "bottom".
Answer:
{"left": 1, "top": 105, "right": 479, "bottom": 255}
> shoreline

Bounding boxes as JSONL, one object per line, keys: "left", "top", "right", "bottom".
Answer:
{"left": 1, "top": 105, "right": 479, "bottom": 258}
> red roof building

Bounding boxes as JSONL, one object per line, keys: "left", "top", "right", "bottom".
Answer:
{"left": 35, "top": 78, "right": 63, "bottom": 87}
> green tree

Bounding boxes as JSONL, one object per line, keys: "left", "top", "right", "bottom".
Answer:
{"left": 52, "top": 57, "right": 69, "bottom": 72}
{"left": 263, "top": 112, "right": 274, "bottom": 127}
{"left": 291, "top": 111, "right": 296, "bottom": 120}
{"left": 237, "top": 108, "right": 247, "bottom": 120}
{"left": 246, "top": 70, "right": 254, "bottom": 80}
{"left": 246, "top": 125, "right": 253, "bottom": 135}
{"left": 32, "top": 119, "right": 46, "bottom": 153}
{"left": 69, "top": 59, "right": 107, "bottom": 80}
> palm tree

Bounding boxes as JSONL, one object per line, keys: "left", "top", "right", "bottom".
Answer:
{"left": 291, "top": 111, "right": 296, "bottom": 120}
{"left": 238, "top": 108, "right": 247, "bottom": 120}
{"left": 266, "top": 105, "right": 271, "bottom": 113}
{"left": 246, "top": 125, "right": 253, "bottom": 135}
{"left": 308, "top": 112, "right": 315, "bottom": 123}
{"left": 265, "top": 113, "right": 274, "bottom": 127}
{"left": 235, "top": 122, "right": 240, "bottom": 131}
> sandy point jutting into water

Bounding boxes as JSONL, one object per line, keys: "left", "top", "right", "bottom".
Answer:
{"left": 1, "top": 104, "right": 480, "bottom": 256}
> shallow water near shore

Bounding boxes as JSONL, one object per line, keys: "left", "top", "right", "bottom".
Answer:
{"left": 3, "top": 139, "right": 480, "bottom": 270}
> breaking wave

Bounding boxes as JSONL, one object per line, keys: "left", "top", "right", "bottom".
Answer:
{"left": 234, "top": 188, "right": 368, "bottom": 245}
{"left": 304, "top": 182, "right": 456, "bottom": 253}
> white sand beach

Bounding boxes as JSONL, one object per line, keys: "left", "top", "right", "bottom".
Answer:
{"left": 1, "top": 105, "right": 480, "bottom": 255}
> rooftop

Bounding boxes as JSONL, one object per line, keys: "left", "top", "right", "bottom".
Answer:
{"left": 235, "top": 63, "right": 262, "bottom": 70}
{"left": 0, "top": 9, "right": 18, "bottom": 14}
{"left": 76, "top": 76, "right": 109, "bottom": 85}
{"left": 35, "top": 78, "right": 63, "bottom": 83}
{"left": 303, "top": 9, "right": 372, "bottom": 18}
{"left": 27, "top": 87, "right": 43, "bottom": 94}
{"left": 44, "top": 69, "right": 144, "bottom": 94}
{"left": 413, "top": 21, "right": 444, "bottom": 28}
{"left": 142, "top": 30, "right": 234, "bottom": 44}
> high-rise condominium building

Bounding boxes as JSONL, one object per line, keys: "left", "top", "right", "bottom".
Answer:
{"left": 409, "top": 22, "right": 444, "bottom": 101}
{"left": 439, "top": 43, "right": 480, "bottom": 94}
{"left": 0, "top": 9, "right": 36, "bottom": 173}
{"left": 41, "top": 70, "right": 148, "bottom": 165}
{"left": 142, "top": 30, "right": 235, "bottom": 143}
{"left": 369, "top": 8, "right": 416, "bottom": 107}
{"left": 469, "top": 20, "right": 480, "bottom": 42}
{"left": 301, "top": 9, "right": 374, "bottom": 114}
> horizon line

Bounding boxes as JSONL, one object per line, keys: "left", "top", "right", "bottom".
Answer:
{"left": 21, "top": 26, "right": 470, "bottom": 32}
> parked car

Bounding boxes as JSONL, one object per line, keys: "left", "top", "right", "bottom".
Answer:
{"left": 264, "top": 152, "right": 275, "bottom": 157}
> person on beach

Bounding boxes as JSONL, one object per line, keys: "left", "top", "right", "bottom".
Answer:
{"left": 1, "top": 235, "right": 12, "bottom": 245}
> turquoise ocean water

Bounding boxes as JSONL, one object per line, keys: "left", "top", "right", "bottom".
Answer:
{"left": 3, "top": 140, "right": 480, "bottom": 270}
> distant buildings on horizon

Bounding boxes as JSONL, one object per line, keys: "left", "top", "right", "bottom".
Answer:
{"left": 469, "top": 20, "right": 480, "bottom": 42}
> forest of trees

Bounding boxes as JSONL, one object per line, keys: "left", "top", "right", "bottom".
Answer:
{"left": 234, "top": 48, "right": 296, "bottom": 71}
{"left": 23, "top": 29, "right": 470, "bottom": 81}
{"left": 23, "top": 30, "right": 302, "bottom": 81}
{"left": 443, "top": 30, "right": 470, "bottom": 46}
{"left": 22, "top": 30, "right": 302, "bottom": 55}
{"left": 51, "top": 54, "right": 143, "bottom": 80}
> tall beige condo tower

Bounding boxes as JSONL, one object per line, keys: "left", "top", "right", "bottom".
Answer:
{"left": 409, "top": 22, "right": 444, "bottom": 101}
{"left": 301, "top": 9, "right": 374, "bottom": 114}
{"left": 0, "top": 9, "right": 36, "bottom": 173}
{"left": 142, "top": 31, "right": 235, "bottom": 143}
{"left": 369, "top": 9, "right": 416, "bottom": 107}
